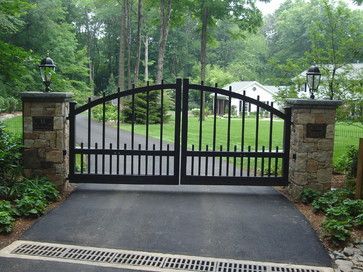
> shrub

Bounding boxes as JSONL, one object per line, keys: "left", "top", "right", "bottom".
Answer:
{"left": 0, "top": 200, "right": 17, "bottom": 217}
{"left": 0, "top": 124, "right": 22, "bottom": 196}
{"left": 312, "top": 188, "right": 354, "bottom": 213}
{"left": 0, "top": 97, "right": 5, "bottom": 112}
{"left": 326, "top": 206, "right": 352, "bottom": 222}
{"left": 335, "top": 145, "right": 358, "bottom": 177}
{"left": 353, "top": 214, "right": 363, "bottom": 227}
{"left": 342, "top": 199, "right": 363, "bottom": 216}
{"left": 322, "top": 218, "right": 352, "bottom": 244}
{"left": 92, "top": 104, "right": 118, "bottom": 122}
{"left": 0, "top": 211, "right": 14, "bottom": 234}
{"left": 15, "top": 195, "right": 47, "bottom": 217}
{"left": 15, "top": 177, "right": 60, "bottom": 202}
{"left": 6, "top": 97, "right": 19, "bottom": 113}
{"left": 191, "top": 108, "right": 200, "bottom": 117}
{"left": 122, "top": 90, "right": 171, "bottom": 124}
{"left": 300, "top": 188, "right": 321, "bottom": 204}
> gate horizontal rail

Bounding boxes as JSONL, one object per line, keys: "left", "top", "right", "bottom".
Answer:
{"left": 69, "top": 78, "right": 291, "bottom": 186}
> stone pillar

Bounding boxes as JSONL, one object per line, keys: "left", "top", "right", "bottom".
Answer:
{"left": 286, "top": 99, "right": 342, "bottom": 199}
{"left": 21, "top": 92, "right": 73, "bottom": 190}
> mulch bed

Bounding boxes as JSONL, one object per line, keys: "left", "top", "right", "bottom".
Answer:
{"left": 277, "top": 175, "right": 363, "bottom": 251}
{"left": 0, "top": 184, "right": 74, "bottom": 250}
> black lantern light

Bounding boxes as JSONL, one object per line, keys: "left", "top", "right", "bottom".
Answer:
{"left": 306, "top": 65, "right": 321, "bottom": 99}
{"left": 39, "top": 56, "right": 56, "bottom": 92}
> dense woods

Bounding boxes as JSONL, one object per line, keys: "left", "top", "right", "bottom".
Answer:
{"left": 0, "top": 0, "right": 362, "bottom": 119}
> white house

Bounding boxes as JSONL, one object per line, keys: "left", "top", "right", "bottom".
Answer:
{"left": 215, "top": 81, "right": 279, "bottom": 116}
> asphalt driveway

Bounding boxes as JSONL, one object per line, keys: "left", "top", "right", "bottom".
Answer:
{"left": 0, "top": 184, "right": 331, "bottom": 271}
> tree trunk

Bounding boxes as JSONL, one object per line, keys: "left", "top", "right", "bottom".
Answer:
{"left": 134, "top": 0, "right": 143, "bottom": 83}
{"left": 329, "top": 66, "right": 337, "bottom": 100}
{"left": 118, "top": 1, "right": 126, "bottom": 91}
{"left": 156, "top": 0, "right": 172, "bottom": 84}
{"left": 126, "top": 0, "right": 132, "bottom": 89}
{"left": 84, "top": 8, "right": 94, "bottom": 94}
{"left": 200, "top": 2, "right": 208, "bottom": 119}
{"left": 200, "top": 2, "right": 208, "bottom": 83}
{"left": 144, "top": 36, "right": 149, "bottom": 82}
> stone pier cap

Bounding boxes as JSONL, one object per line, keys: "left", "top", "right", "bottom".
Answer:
{"left": 21, "top": 92, "right": 73, "bottom": 102}
{"left": 285, "top": 98, "right": 343, "bottom": 109}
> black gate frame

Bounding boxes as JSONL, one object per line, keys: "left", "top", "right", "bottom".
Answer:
{"left": 69, "top": 79, "right": 182, "bottom": 185}
{"left": 180, "top": 79, "right": 291, "bottom": 186}
{"left": 69, "top": 78, "right": 291, "bottom": 186}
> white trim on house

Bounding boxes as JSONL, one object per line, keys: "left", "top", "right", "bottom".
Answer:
{"left": 213, "top": 81, "right": 279, "bottom": 116}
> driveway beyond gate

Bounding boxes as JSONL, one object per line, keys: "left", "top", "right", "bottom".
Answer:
{"left": 16, "top": 185, "right": 331, "bottom": 268}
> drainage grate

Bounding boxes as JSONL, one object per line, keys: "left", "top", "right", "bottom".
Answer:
{"left": 0, "top": 241, "right": 332, "bottom": 272}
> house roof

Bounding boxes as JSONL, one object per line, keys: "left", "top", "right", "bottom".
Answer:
{"left": 223, "top": 81, "right": 278, "bottom": 95}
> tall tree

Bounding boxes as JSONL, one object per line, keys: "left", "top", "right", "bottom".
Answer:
{"left": 156, "top": 0, "right": 172, "bottom": 84}
{"left": 118, "top": 0, "right": 126, "bottom": 91}
{"left": 133, "top": 0, "right": 143, "bottom": 83}
{"left": 308, "top": 0, "right": 363, "bottom": 99}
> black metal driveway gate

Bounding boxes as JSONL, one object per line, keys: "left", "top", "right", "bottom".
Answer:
{"left": 69, "top": 78, "right": 291, "bottom": 186}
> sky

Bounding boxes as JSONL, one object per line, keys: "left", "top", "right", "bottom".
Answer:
{"left": 256, "top": 0, "right": 363, "bottom": 15}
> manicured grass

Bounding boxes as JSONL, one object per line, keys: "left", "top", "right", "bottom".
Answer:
{"left": 121, "top": 116, "right": 363, "bottom": 164}
{"left": 334, "top": 122, "right": 363, "bottom": 162}
{"left": 121, "top": 116, "right": 284, "bottom": 151}
{"left": 2, "top": 115, "right": 22, "bottom": 136}
{"left": 3, "top": 115, "right": 362, "bottom": 165}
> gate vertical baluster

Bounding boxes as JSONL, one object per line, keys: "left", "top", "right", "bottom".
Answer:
{"left": 102, "top": 92, "right": 106, "bottom": 174}
{"left": 212, "top": 84, "right": 218, "bottom": 176}
{"left": 152, "top": 144, "right": 156, "bottom": 175}
{"left": 146, "top": 87, "right": 149, "bottom": 175}
{"left": 138, "top": 144, "right": 141, "bottom": 175}
{"left": 87, "top": 97, "right": 91, "bottom": 174}
{"left": 117, "top": 87, "right": 120, "bottom": 175}
{"left": 180, "top": 78, "right": 189, "bottom": 182}
{"left": 198, "top": 82, "right": 204, "bottom": 176}
{"left": 174, "top": 79, "right": 182, "bottom": 183}
{"left": 283, "top": 107, "right": 291, "bottom": 182}
{"left": 131, "top": 86, "right": 135, "bottom": 175}
{"left": 124, "top": 143, "right": 127, "bottom": 174}
{"left": 254, "top": 95, "right": 260, "bottom": 177}
{"left": 219, "top": 145, "right": 223, "bottom": 176}
{"left": 191, "top": 145, "right": 195, "bottom": 175}
{"left": 275, "top": 146, "right": 279, "bottom": 177}
{"left": 233, "top": 145, "right": 237, "bottom": 176}
{"left": 159, "top": 82, "right": 164, "bottom": 175}
{"left": 166, "top": 144, "right": 170, "bottom": 175}
{"left": 261, "top": 146, "right": 265, "bottom": 177}
{"left": 69, "top": 101, "right": 76, "bottom": 179}
{"left": 109, "top": 143, "right": 113, "bottom": 174}
{"left": 226, "top": 86, "right": 232, "bottom": 176}
{"left": 80, "top": 143, "right": 84, "bottom": 174}
{"left": 205, "top": 145, "right": 209, "bottom": 176}
{"left": 268, "top": 102, "right": 274, "bottom": 177}
{"left": 247, "top": 146, "right": 251, "bottom": 177}
{"left": 95, "top": 142, "right": 98, "bottom": 174}
{"left": 240, "top": 91, "right": 246, "bottom": 177}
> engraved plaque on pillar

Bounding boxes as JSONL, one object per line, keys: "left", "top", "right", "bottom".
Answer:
{"left": 33, "top": 117, "right": 54, "bottom": 131}
{"left": 306, "top": 123, "right": 327, "bottom": 138}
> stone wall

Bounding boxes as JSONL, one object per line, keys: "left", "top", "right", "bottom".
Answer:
{"left": 286, "top": 99, "right": 342, "bottom": 199}
{"left": 21, "top": 92, "right": 72, "bottom": 189}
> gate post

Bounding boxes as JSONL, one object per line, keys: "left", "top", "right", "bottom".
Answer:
{"left": 286, "top": 99, "right": 342, "bottom": 199}
{"left": 21, "top": 92, "right": 73, "bottom": 191}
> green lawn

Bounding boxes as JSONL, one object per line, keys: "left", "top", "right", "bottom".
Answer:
{"left": 2, "top": 115, "right": 362, "bottom": 165}
{"left": 2, "top": 115, "right": 22, "bottom": 136}
{"left": 121, "top": 116, "right": 284, "bottom": 151}
{"left": 121, "top": 116, "right": 362, "bottom": 164}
